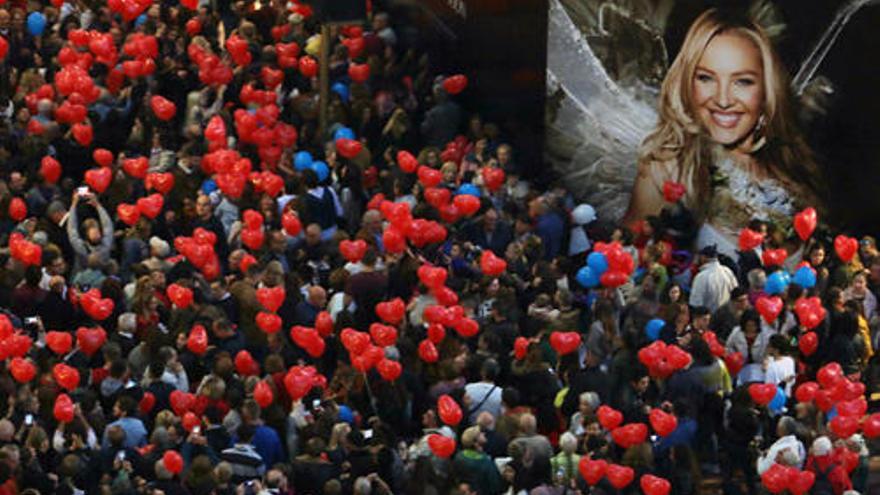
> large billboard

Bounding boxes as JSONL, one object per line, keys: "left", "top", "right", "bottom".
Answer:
{"left": 546, "top": 0, "right": 880, "bottom": 254}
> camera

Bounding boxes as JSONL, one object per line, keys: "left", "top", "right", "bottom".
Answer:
{"left": 24, "top": 414, "right": 33, "bottom": 426}
{"left": 76, "top": 186, "right": 90, "bottom": 197}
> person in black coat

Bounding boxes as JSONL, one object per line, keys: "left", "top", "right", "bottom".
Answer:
{"left": 466, "top": 208, "right": 514, "bottom": 258}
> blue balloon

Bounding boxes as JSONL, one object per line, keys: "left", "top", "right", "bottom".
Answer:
{"left": 586, "top": 252, "right": 609, "bottom": 275}
{"left": 311, "top": 161, "right": 329, "bottom": 182}
{"left": 294, "top": 151, "right": 313, "bottom": 171}
{"left": 331, "top": 82, "right": 350, "bottom": 103}
{"left": 201, "top": 179, "right": 217, "bottom": 195}
{"left": 576, "top": 266, "right": 599, "bottom": 288}
{"left": 27, "top": 12, "right": 46, "bottom": 36}
{"left": 456, "top": 183, "right": 480, "bottom": 197}
{"left": 769, "top": 386, "right": 787, "bottom": 413}
{"left": 645, "top": 319, "right": 665, "bottom": 341}
{"left": 793, "top": 265, "right": 817, "bottom": 289}
{"left": 333, "top": 127, "right": 355, "bottom": 141}
{"left": 135, "top": 14, "right": 148, "bottom": 27}
{"left": 765, "top": 271, "right": 790, "bottom": 296}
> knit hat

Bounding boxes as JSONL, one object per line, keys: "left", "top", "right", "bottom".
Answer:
{"left": 811, "top": 436, "right": 832, "bottom": 456}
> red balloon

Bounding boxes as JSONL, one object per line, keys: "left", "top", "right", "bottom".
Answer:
{"left": 204, "top": 115, "right": 226, "bottom": 143}
{"left": 46, "top": 331, "right": 73, "bottom": 355}
{"left": 611, "top": 423, "right": 648, "bottom": 448}
{"left": 84, "top": 167, "right": 112, "bottom": 193}
{"left": 417, "top": 265, "right": 448, "bottom": 289}
{"left": 169, "top": 390, "right": 195, "bottom": 416}
{"left": 453, "top": 194, "right": 481, "bottom": 217}
{"left": 600, "top": 270, "right": 629, "bottom": 288}
{"left": 605, "top": 464, "right": 634, "bottom": 490}
{"left": 748, "top": 383, "right": 777, "bottom": 406}
{"left": 830, "top": 415, "right": 860, "bottom": 439}
{"left": 257, "top": 286, "right": 286, "bottom": 312}
{"left": 185, "top": 18, "right": 201, "bottom": 35}
{"left": 481, "top": 167, "right": 505, "bottom": 192}
{"left": 376, "top": 358, "right": 402, "bottom": 381}
{"left": 235, "top": 350, "right": 260, "bottom": 376}
{"left": 597, "top": 405, "right": 623, "bottom": 430}
{"left": 738, "top": 228, "right": 764, "bottom": 251}
{"left": 315, "top": 311, "right": 334, "bottom": 337}
{"left": 798, "top": 332, "right": 818, "bottom": 356}
{"left": 794, "top": 207, "right": 817, "bottom": 241}
{"left": 834, "top": 235, "right": 858, "bottom": 263}
{"left": 756, "top": 296, "right": 783, "bottom": 324}
{"left": 283, "top": 365, "right": 323, "bottom": 400}
{"left": 452, "top": 317, "right": 479, "bottom": 339}
{"left": 241, "top": 227, "right": 265, "bottom": 250}
{"left": 145, "top": 172, "right": 175, "bottom": 194}
{"left": 150, "top": 95, "right": 176, "bottom": 121}
{"left": 53, "top": 363, "right": 80, "bottom": 391}
{"left": 649, "top": 408, "right": 678, "bottom": 437}
{"left": 162, "top": 450, "right": 184, "bottom": 474}
{"left": 54, "top": 394, "right": 75, "bottom": 423}
{"left": 578, "top": 457, "right": 607, "bottom": 485}
{"left": 383, "top": 228, "right": 406, "bottom": 254}
{"left": 75, "top": 326, "right": 107, "bottom": 355}
{"left": 117, "top": 204, "right": 140, "bottom": 226}
{"left": 640, "top": 474, "right": 672, "bottom": 495}
{"left": 760, "top": 464, "right": 789, "bottom": 494}
{"left": 549, "top": 331, "right": 581, "bottom": 355}
{"left": 136, "top": 193, "right": 164, "bottom": 219}
{"left": 7, "top": 198, "right": 26, "bottom": 222}
{"left": 442, "top": 74, "right": 468, "bottom": 95}
{"left": 369, "top": 323, "right": 398, "bottom": 347}
{"left": 662, "top": 180, "right": 686, "bottom": 202}
{"left": 863, "top": 413, "right": 880, "bottom": 438}
{"left": 437, "top": 395, "right": 463, "bottom": 426}
{"left": 299, "top": 56, "right": 318, "bottom": 77}
{"left": 40, "top": 156, "right": 62, "bottom": 183}
{"left": 72, "top": 123, "right": 93, "bottom": 146}
{"left": 256, "top": 312, "right": 282, "bottom": 334}
{"left": 376, "top": 298, "right": 406, "bottom": 325}
{"left": 427, "top": 434, "right": 456, "bottom": 458}
{"left": 260, "top": 66, "right": 283, "bottom": 89}
{"left": 335, "top": 138, "right": 363, "bottom": 159}
{"left": 814, "top": 389, "right": 835, "bottom": 412}
{"left": 417, "top": 166, "right": 443, "bottom": 188}
{"left": 254, "top": 380, "right": 274, "bottom": 408}
{"left": 418, "top": 339, "right": 439, "bottom": 363}
{"left": 348, "top": 63, "right": 370, "bottom": 83}
{"left": 10, "top": 358, "right": 35, "bottom": 383}
{"left": 181, "top": 411, "right": 200, "bottom": 432}
{"left": 479, "top": 250, "right": 507, "bottom": 276}
{"left": 340, "top": 328, "right": 371, "bottom": 354}
{"left": 339, "top": 239, "right": 367, "bottom": 263}
{"left": 794, "top": 382, "right": 819, "bottom": 403}
{"left": 396, "top": 151, "right": 419, "bottom": 173}
{"left": 762, "top": 249, "right": 788, "bottom": 267}
{"left": 0, "top": 36, "right": 7, "bottom": 60}
{"left": 817, "top": 362, "right": 844, "bottom": 389}
{"left": 140, "top": 392, "right": 156, "bottom": 414}
{"left": 788, "top": 470, "right": 815, "bottom": 495}
{"left": 282, "top": 212, "right": 302, "bottom": 236}
{"left": 187, "top": 324, "right": 208, "bottom": 355}
{"left": 514, "top": 336, "right": 529, "bottom": 360}
{"left": 794, "top": 297, "right": 826, "bottom": 330}
{"left": 837, "top": 397, "right": 867, "bottom": 418}
{"left": 167, "top": 283, "right": 193, "bottom": 309}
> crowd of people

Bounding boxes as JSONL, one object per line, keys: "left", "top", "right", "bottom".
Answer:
{"left": 0, "top": 1, "right": 877, "bottom": 495}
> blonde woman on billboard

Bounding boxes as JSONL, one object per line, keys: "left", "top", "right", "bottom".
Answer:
{"left": 622, "top": 8, "right": 824, "bottom": 259}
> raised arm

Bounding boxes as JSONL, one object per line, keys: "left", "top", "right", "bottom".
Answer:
{"left": 622, "top": 160, "right": 673, "bottom": 229}
{"left": 66, "top": 194, "right": 88, "bottom": 257}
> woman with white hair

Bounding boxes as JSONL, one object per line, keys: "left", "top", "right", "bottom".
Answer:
{"left": 549, "top": 432, "right": 581, "bottom": 485}
{"left": 756, "top": 416, "right": 805, "bottom": 475}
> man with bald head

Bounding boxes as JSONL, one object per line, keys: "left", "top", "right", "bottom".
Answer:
{"left": 293, "top": 285, "right": 326, "bottom": 327}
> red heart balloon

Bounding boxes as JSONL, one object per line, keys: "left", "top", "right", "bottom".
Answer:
{"left": 817, "top": 362, "right": 844, "bottom": 389}
{"left": 662, "top": 180, "right": 686, "bottom": 202}
{"left": 340, "top": 328, "right": 371, "bottom": 354}
{"left": 427, "top": 434, "right": 456, "bottom": 458}
{"left": 150, "top": 95, "right": 176, "bottom": 121}
{"left": 479, "top": 250, "right": 507, "bottom": 276}
{"left": 117, "top": 203, "right": 141, "bottom": 226}
{"left": 76, "top": 326, "right": 107, "bottom": 355}
{"left": 453, "top": 194, "right": 481, "bottom": 217}
{"left": 600, "top": 270, "right": 629, "bottom": 288}
{"left": 7, "top": 198, "right": 26, "bottom": 222}
{"left": 53, "top": 363, "right": 80, "bottom": 391}
{"left": 762, "top": 249, "right": 788, "bottom": 267}
{"left": 235, "top": 350, "right": 260, "bottom": 376}
{"left": 10, "top": 358, "right": 35, "bottom": 383}
{"left": 339, "top": 239, "right": 368, "bottom": 263}
{"left": 396, "top": 151, "right": 419, "bottom": 173}
{"left": 578, "top": 457, "right": 607, "bottom": 485}
{"left": 46, "top": 331, "right": 73, "bottom": 355}
{"left": 136, "top": 193, "right": 164, "bottom": 219}
{"left": 281, "top": 212, "right": 302, "bottom": 237}
{"left": 40, "top": 156, "right": 62, "bottom": 183}
{"left": 145, "top": 172, "right": 175, "bottom": 194}
{"left": 738, "top": 228, "right": 764, "bottom": 251}
{"left": 514, "top": 336, "right": 529, "bottom": 360}
{"left": 256, "top": 312, "right": 282, "bottom": 334}
{"left": 315, "top": 311, "right": 334, "bottom": 337}
{"left": 139, "top": 392, "right": 156, "bottom": 414}
{"left": 829, "top": 415, "right": 860, "bottom": 439}
{"left": 170, "top": 390, "right": 195, "bottom": 416}
{"left": 794, "top": 297, "right": 826, "bottom": 330}
{"left": 290, "top": 325, "right": 326, "bottom": 358}
{"left": 241, "top": 227, "right": 265, "bottom": 250}
{"left": 167, "top": 283, "right": 193, "bottom": 309}
{"left": 376, "top": 298, "right": 406, "bottom": 325}
{"left": 369, "top": 323, "right": 398, "bottom": 347}
{"left": 72, "top": 123, "right": 93, "bottom": 146}
{"left": 298, "top": 56, "right": 318, "bottom": 77}
{"left": 437, "top": 395, "right": 463, "bottom": 426}
{"left": 794, "top": 382, "right": 819, "bottom": 403}
{"left": 335, "top": 138, "right": 363, "bottom": 159}
{"left": 260, "top": 66, "right": 283, "bottom": 89}
{"left": 418, "top": 339, "right": 439, "bottom": 363}
{"left": 834, "top": 235, "right": 858, "bottom": 263}
{"left": 181, "top": 412, "right": 201, "bottom": 432}
{"left": 54, "top": 394, "right": 75, "bottom": 423}
{"left": 453, "top": 317, "right": 480, "bottom": 338}
{"left": 837, "top": 397, "right": 867, "bottom": 418}
{"left": 640, "top": 474, "right": 672, "bottom": 495}
{"left": 550, "top": 331, "right": 581, "bottom": 355}
{"left": 424, "top": 187, "right": 451, "bottom": 209}
{"left": 755, "top": 296, "right": 783, "bottom": 323}
{"left": 254, "top": 380, "right": 274, "bottom": 408}
{"left": 417, "top": 265, "right": 448, "bottom": 289}
{"left": 441, "top": 74, "right": 467, "bottom": 95}
{"left": 814, "top": 389, "right": 835, "bottom": 412}
{"left": 162, "top": 450, "right": 184, "bottom": 474}
{"left": 84, "top": 167, "right": 112, "bottom": 193}
{"left": 257, "top": 286, "right": 286, "bottom": 312}
{"left": 348, "top": 63, "right": 370, "bottom": 83}
{"left": 187, "top": 324, "right": 208, "bottom": 355}
{"left": 376, "top": 358, "right": 402, "bottom": 381}
{"left": 649, "top": 408, "right": 678, "bottom": 437}
{"left": 417, "top": 166, "right": 443, "bottom": 187}
{"left": 863, "top": 413, "right": 880, "bottom": 438}
{"left": 794, "top": 207, "right": 817, "bottom": 241}
{"left": 605, "top": 464, "right": 634, "bottom": 490}
{"left": 123, "top": 156, "right": 149, "bottom": 178}
{"left": 761, "top": 464, "right": 789, "bottom": 494}
{"left": 185, "top": 18, "right": 201, "bottom": 35}
{"left": 798, "top": 332, "right": 818, "bottom": 356}
{"left": 597, "top": 405, "right": 624, "bottom": 430}
{"left": 611, "top": 423, "right": 648, "bottom": 448}
{"left": 80, "top": 289, "right": 115, "bottom": 321}
{"left": 788, "top": 470, "right": 815, "bottom": 495}
{"left": 748, "top": 383, "right": 777, "bottom": 406}
{"left": 204, "top": 115, "right": 226, "bottom": 142}
{"left": 481, "top": 167, "right": 505, "bottom": 192}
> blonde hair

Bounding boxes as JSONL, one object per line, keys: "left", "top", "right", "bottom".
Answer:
{"left": 640, "top": 8, "right": 822, "bottom": 214}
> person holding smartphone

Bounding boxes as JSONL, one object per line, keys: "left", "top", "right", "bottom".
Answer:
{"left": 66, "top": 190, "right": 115, "bottom": 274}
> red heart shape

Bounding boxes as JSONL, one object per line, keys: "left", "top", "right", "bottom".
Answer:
{"left": 375, "top": 298, "right": 405, "bottom": 325}
{"left": 122, "top": 156, "right": 149, "bottom": 179}
{"left": 145, "top": 172, "right": 175, "bottom": 194}
{"left": 40, "top": 156, "right": 62, "bottom": 183}
{"left": 748, "top": 383, "right": 777, "bottom": 406}
{"left": 756, "top": 296, "right": 783, "bottom": 323}
{"left": 578, "top": 457, "right": 607, "bottom": 485}
{"left": 53, "top": 363, "right": 80, "bottom": 391}
{"left": 369, "top": 323, "right": 398, "bottom": 347}
{"left": 453, "top": 194, "right": 481, "bottom": 217}
{"left": 597, "top": 405, "right": 623, "bottom": 430}
{"left": 640, "top": 474, "right": 672, "bottom": 495}
{"left": 834, "top": 235, "right": 858, "bottom": 263}
{"left": 442, "top": 74, "right": 467, "bottom": 95}
{"left": 863, "top": 413, "right": 880, "bottom": 439}
{"left": 46, "top": 331, "right": 73, "bottom": 355}
{"left": 150, "top": 95, "right": 176, "bottom": 121}
{"left": 10, "top": 358, "right": 35, "bottom": 383}
{"left": 256, "top": 312, "right": 282, "bottom": 334}
{"left": 794, "top": 207, "right": 817, "bottom": 241}
{"left": 235, "top": 350, "right": 260, "bottom": 376}
{"left": 427, "top": 434, "right": 456, "bottom": 458}
{"left": 340, "top": 328, "right": 371, "bottom": 354}
{"left": 437, "top": 395, "right": 463, "bottom": 426}
{"left": 116, "top": 203, "right": 140, "bottom": 226}
{"left": 335, "top": 138, "right": 363, "bottom": 159}
{"left": 167, "top": 283, "right": 193, "bottom": 309}
{"left": 762, "top": 248, "right": 788, "bottom": 267}
{"left": 260, "top": 66, "right": 284, "bottom": 89}
{"left": 417, "top": 166, "right": 443, "bottom": 187}
{"left": 738, "top": 228, "right": 764, "bottom": 251}
{"left": 396, "top": 151, "right": 419, "bottom": 173}
{"left": 649, "top": 408, "right": 678, "bottom": 437}
{"left": 339, "top": 239, "right": 368, "bottom": 263}
{"left": 72, "top": 123, "right": 93, "bottom": 146}
{"left": 187, "top": 324, "right": 208, "bottom": 355}
{"left": 376, "top": 359, "right": 402, "bottom": 381}
{"left": 418, "top": 339, "right": 439, "bottom": 363}
{"left": 282, "top": 212, "right": 302, "bottom": 236}
{"left": 479, "top": 250, "right": 507, "bottom": 276}
{"left": 241, "top": 227, "right": 265, "bottom": 250}
{"left": 54, "top": 394, "right": 74, "bottom": 423}
{"left": 606, "top": 464, "right": 634, "bottom": 489}
{"left": 481, "top": 167, "right": 505, "bottom": 192}
{"left": 348, "top": 63, "right": 370, "bottom": 83}
{"left": 256, "top": 286, "right": 286, "bottom": 312}
{"left": 254, "top": 381, "right": 274, "bottom": 408}
{"left": 76, "top": 326, "right": 107, "bottom": 355}
{"left": 136, "top": 193, "right": 164, "bottom": 219}
{"left": 290, "top": 326, "right": 325, "bottom": 357}
{"left": 798, "top": 331, "right": 818, "bottom": 356}
{"left": 84, "top": 167, "right": 112, "bottom": 193}
{"left": 298, "top": 56, "right": 318, "bottom": 78}
{"left": 611, "top": 423, "right": 648, "bottom": 448}
{"left": 550, "top": 331, "right": 581, "bottom": 356}
{"left": 662, "top": 180, "right": 686, "bottom": 202}
{"left": 829, "top": 415, "right": 860, "bottom": 439}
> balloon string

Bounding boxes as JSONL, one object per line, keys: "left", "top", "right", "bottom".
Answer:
{"left": 361, "top": 371, "right": 380, "bottom": 419}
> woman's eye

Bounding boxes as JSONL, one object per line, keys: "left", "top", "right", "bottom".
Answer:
{"left": 736, "top": 79, "right": 756, "bottom": 87}
{"left": 696, "top": 74, "right": 713, "bottom": 82}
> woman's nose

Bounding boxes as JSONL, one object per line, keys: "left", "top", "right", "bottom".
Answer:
{"left": 715, "top": 81, "right": 732, "bottom": 108}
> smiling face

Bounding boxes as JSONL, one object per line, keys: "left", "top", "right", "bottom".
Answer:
{"left": 692, "top": 32, "right": 765, "bottom": 150}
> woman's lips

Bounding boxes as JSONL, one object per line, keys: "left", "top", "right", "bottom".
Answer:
{"left": 710, "top": 111, "right": 742, "bottom": 129}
